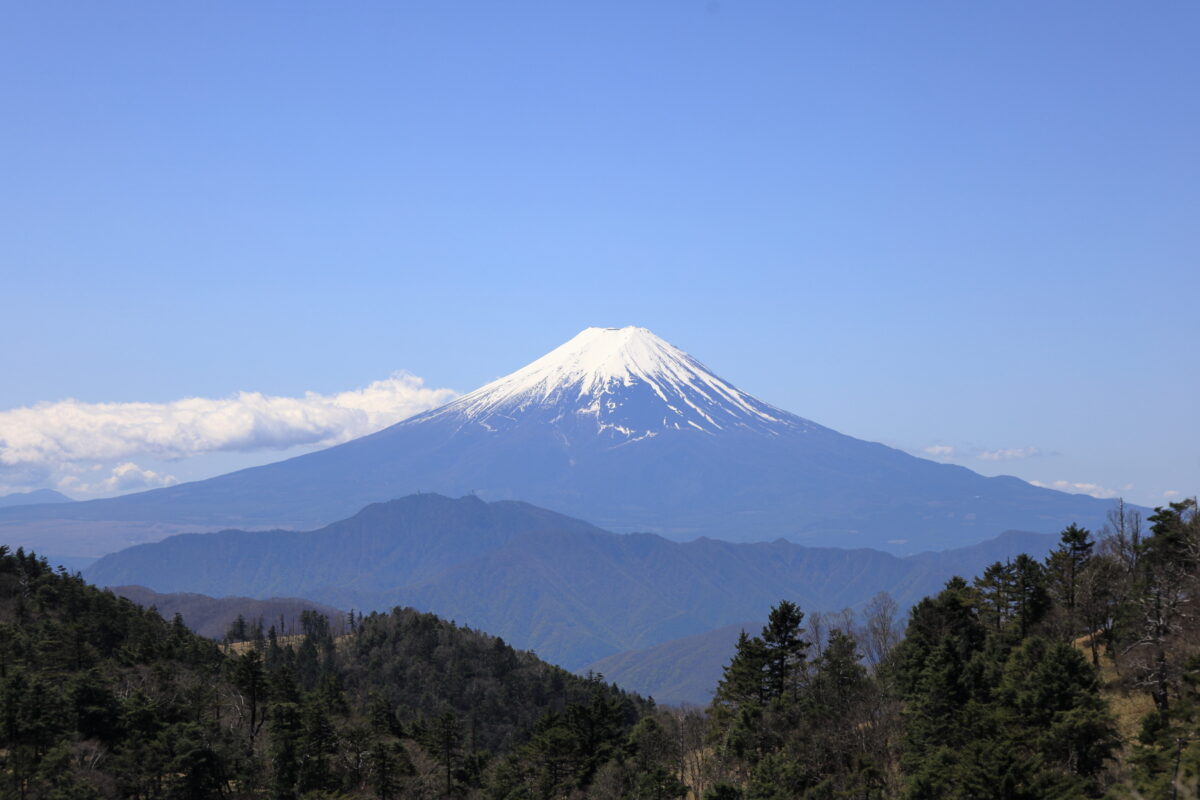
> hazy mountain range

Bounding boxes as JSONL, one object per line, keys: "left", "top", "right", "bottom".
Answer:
{"left": 2, "top": 327, "right": 1118, "bottom": 555}
{"left": 84, "top": 493, "right": 1064, "bottom": 684}
{"left": 0, "top": 488, "right": 72, "bottom": 508}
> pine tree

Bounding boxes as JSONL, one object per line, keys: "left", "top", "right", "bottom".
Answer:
{"left": 268, "top": 670, "right": 302, "bottom": 800}
{"left": 975, "top": 562, "right": 1013, "bottom": 633}
{"left": 715, "top": 631, "right": 769, "bottom": 710}
{"left": 428, "top": 710, "right": 462, "bottom": 797}
{"left": 1133, "top": 499, "right": 1199, "bottom": 711}
{"left": 1010, "top": 554, "right": 1050, "bottom": 639}
{"left": 226, "top": 613, "right": 248, "bottom": 642}
{"left": 297, "top": 698, "right": 338, "bottom": 794}
{"left": 809, "top": 629, "right": 868, "bottom": 723}
{"left": 975, "top": 557, "right": 1048, "bottom": 640}
{"left": 368, "top": 739, "right": 414, "bottom": 799}
{"left": 760, "top": 601, "right": 808, "bottom": 704}
{"left": 1046, "top": 524, "right": 1094, "bottom": 623}
{"left": 230, "top": 650, "right": 268, "bottom": 747}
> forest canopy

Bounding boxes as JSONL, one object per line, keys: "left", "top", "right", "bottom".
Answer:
{"left": 2, "top": 496, "right": 1199, "bottom": 799}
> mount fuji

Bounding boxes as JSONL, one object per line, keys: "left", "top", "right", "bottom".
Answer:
{"left": 2, "top": 326, "right": 1118, "bottom": 552}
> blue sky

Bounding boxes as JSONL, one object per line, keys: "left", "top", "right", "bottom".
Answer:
{"left": 1, "top": 2, "right": 1197, "bottom": 506}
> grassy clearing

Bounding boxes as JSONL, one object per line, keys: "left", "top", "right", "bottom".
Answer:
{"left": 1074, "top": 633, "right": 1155, "bottom": 746}
{"left": 224, "top": 633, "right": 351, "bottom": 655}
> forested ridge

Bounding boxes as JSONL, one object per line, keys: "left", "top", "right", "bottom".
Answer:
{"left": 0, "top": 545, "right": 649, "bottom": 799}
{"left": 692, "top": 498, "right": 1200, "bottom": 799}
{"left": 3, "top": 496, "right": 1200, "bottom": 799}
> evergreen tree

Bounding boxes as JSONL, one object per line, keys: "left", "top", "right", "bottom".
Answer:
{"left": 715, "top": 631, "right": 769, "bottom": 710}
{"left": 226, "top": 613, "right": 249, "bottom": 642}
{"left": 997, "top": 637, "right": 1118, "bottom": 783}
{"left": 368, "top": 739, "right": 414, "bottom": 799}
{"left": 1010, "top": 554, "right": 1050, "bottom": 639}
{"left": 428, "top": 710, "right": 463, "bottom": 797}
{"left": 760, "top": 600, "right": 808, "bottom": 704}
{"left": 976, "top": 562, "right": 1013, "bottom": 634}
{"left": 268, "top": 671, "right": 302, "bottom": 800}
{"left": 297, "top": 697, "right": 338, "bottom": 794}
{"left": 1045, "top": 524, "right": 1094, "bottom": 623}
{"left": 230, "top": 650, "right": 268, "bottom": 748}
{"left": 1132, "top": 499, "right": 1199, "bottom": 711}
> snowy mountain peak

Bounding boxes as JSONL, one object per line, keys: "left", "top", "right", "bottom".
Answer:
{"left": 483, "top": 326, "right": 710, "bottom": 398}
{"left": 423, "top": 326, "right": 808, "bottom": 438}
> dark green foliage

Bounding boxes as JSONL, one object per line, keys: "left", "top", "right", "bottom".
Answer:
{"left": 0, "top": 544, "right": 654, "bottom": 799}
{"left": 8, "top": 497, "right": 1200, "bottom": 799}
{"left": 710, "top": 602, "right": 890, "bottom": 799}
{"left": 0, "top": 546, "right": 235, "bottom": 800}
{"left": 996, "top": 638, "right": 1117, "bottom": 777}
{"left": 715, "top": 630, "right": 770, "bottom": 711}
{"left": 268, "top": 689, "right": 302, "bottom": 800}
{"left": 425, "top": 711, "right": 463, "bottom": 797}
{"left": 226, "top": 613, "right": 248, "bottom": 642}
{"left": 704, "top": 512, "right": 1151, "bottom": 800}
{"left": 339, "top": 607, "right": 649, "bottom": 755}
{"left": 974, "top": 555, "right": 1050, "bottom": 640}
{"left": 896, "top": 572, "right": 1116, "bottom": 798}
{"left": 761, "top": 600, "right": 808, "bottom": 703}
{"left": 1046, "top": 523, "right": 1094, "bottom": 617}
{"left": 483, "top": 686, "right": 648, "bottom": 799}
{"left": 713, "top": 600, "right": 809, "bottom": 715}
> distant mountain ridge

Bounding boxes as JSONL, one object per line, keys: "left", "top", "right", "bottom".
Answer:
{"left": 109, "top": 585, "right": 345, "bottom": 641}
{"left": 3, "top": 326, "right": 1119, "bottom": 553}
{"left": 84, "top": 494, "right": 1061, "bottom": 670}
{"left": 0, "top": 488, "right": 72, "bottom": 508}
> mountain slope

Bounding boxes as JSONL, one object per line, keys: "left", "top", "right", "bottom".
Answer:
{"left": 585, "top": 622, "right": 752, "bottom": 707}
{"left": 3, "top": 326, "right": 1120, "bottom": 552}
{"left": 83, "top": 494, "right": 606, "bottom": 599}
{"left": 84, "top": 494, "right": 1058, "bottom": 670}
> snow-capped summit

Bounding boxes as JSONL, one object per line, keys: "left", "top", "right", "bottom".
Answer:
{"left": 424, "top": 326, "right": 806, "bottom": 438}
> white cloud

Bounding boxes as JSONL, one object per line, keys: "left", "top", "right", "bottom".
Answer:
{"left": 58, "top": 462, "right": 179, "bottom": 494}
{"left": 978, "top": 447, "right": 1041, "bottom": 461}
{"left": 1029, "top": 479, "right": 1124, "bottom": 500}
{"left": 1164, "top": 490, "right": 1181, "bottom": 498}
{"left": 920, "top": 443, "right": 1048, "bottom": 463}
{"left": 0, "top": 372, "right": 458, "bottom": 496}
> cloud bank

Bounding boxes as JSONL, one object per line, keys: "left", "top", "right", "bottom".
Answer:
{"left": 921, "top": 443, "right": 1045, "bottom": 463}
{"left": 58, "top": 462, "right": 181, "bottom": 495}
{"left": 977, "top": 447, "right": 1041, "bottom": 461}
{"left": 0, "top": 373, "right": 458, "bottom": 496}
{"left": 1029, "top": 479, "right": 1128, "bottom": 500}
